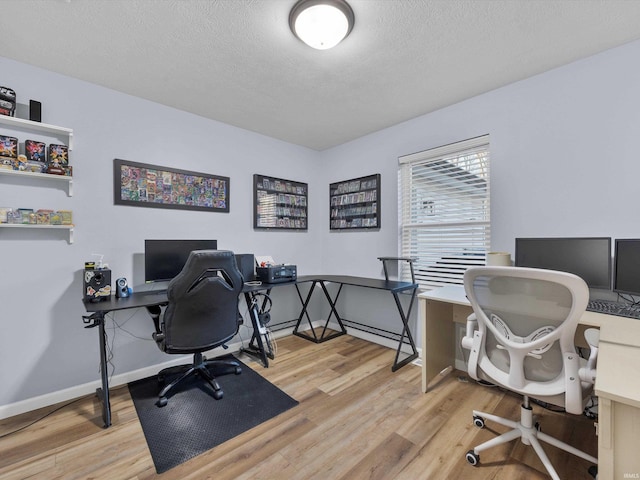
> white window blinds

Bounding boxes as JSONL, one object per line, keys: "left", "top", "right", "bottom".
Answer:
{"left": 398, "top": 135, "right": 490, "bottom": 289}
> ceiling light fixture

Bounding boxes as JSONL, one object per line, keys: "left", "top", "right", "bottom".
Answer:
{"left": 289, "top": 0, "right": 355, "bottom": 50}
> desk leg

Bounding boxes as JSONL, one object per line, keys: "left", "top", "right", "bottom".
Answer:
{"left": 293, "top": 281, "right": 347, "bottom": 343}
{"left": 390, "top": 289, "right": 419, "bottom": 372}
{"left": 240, "top": 292, "right": 273, "bottom": 367}
{"left": 95, "top": 313, "right": 111, "bottom": 428}
{"left": 421, "top": 299, "right": 455, "bottom": 393}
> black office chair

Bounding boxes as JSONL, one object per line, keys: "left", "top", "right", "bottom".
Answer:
{"left": 151, "top": 249, "right": 244, "bottom": 407}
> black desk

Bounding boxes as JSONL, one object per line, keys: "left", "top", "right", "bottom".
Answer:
{"left": 292, "top": 275, "right": 418, "bottom": 372}
{"left": 82, "top": 291, "right": 169, "bottom": 428}
{"left": 82, "top": 275, "right": 417, "bottom": 427}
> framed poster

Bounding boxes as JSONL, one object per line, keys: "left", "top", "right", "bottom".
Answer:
{"left": 330, "top": 173, "right": 380, "bottom": 230}
{"left": 114, "top": 159, "right": 229, "bottom": 212}
{"left": 254, "top": 174, "right": 308, "bottom": 230}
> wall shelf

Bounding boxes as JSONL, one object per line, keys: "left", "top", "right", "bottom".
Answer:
{"left": 0, "top": 168, "right": 73, "bottom": 196}
{"left": 0, "top": 115, "right": 74, "bottom": 149}
{"left": 0, "top": 223, "right": 74, "bottom": 244}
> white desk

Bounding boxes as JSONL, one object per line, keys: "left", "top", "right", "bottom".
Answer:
{"left": 419, "top": 285, "right": 640, "bottom": 477}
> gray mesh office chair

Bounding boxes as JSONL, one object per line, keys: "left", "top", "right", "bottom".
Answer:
{"left": 461, "top": 266, "right": 598, "bottom": 480}
{"left": 152, "top": 250, "right": 244, "bottom": 407}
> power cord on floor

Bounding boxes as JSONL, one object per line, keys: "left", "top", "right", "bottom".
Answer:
{"left": 0, "top": 396, "right": 85, "bottom": 439}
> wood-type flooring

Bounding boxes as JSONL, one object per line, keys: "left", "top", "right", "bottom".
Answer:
{"left": 0, "top": 333, "right": 598, "bottom": 479}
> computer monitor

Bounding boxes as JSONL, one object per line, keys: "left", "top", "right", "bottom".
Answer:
{"left": 144, "top": 239, "right": 217, "bottom": 283}
{"left": 514, "top": 237, "right": 611, "bottom": 289}
{"left": 613, "top": 239, "right": 640, "bottom": 296}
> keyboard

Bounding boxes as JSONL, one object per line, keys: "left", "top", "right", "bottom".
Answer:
{"left": 587, "top": 299, "right": 640, "bottom": 319}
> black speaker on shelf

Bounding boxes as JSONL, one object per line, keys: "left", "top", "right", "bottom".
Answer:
{"left": 29, "top": 100, "right": 41, "bottom": 122}
{"left": 115, "top": 277, "right": 130, "bottom": 298}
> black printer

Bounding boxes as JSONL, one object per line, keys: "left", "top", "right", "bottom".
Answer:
{"left": 256, "top": 264, "right": 297, "bottom": 283}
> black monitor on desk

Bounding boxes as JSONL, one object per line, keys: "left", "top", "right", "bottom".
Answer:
{"left": 144, "top": 239, "right": 217, "bottom": 283}
{"left": 515, "top": 237, "right": 611, "bottom": 290}
{"left": 613, "top": 239, "right": 640, "bottom": 296}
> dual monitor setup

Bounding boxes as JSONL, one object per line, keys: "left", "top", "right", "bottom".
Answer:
{"left": 515, "top": 237, "right": 640, "bottom": 297}
{"left": 144, "top": 237, "right": 640, "bottom": 295}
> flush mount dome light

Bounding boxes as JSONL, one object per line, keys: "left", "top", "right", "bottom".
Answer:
{"left": 289, "top": 0, "right": 355, "bottom": 50}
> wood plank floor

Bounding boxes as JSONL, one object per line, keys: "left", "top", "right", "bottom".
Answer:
{"left": 0, "top": 334, "right": 598, "bottom": 479}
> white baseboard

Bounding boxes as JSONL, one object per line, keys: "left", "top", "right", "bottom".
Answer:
{"left": 0, "top": 322, "right": 421, "bottom": 420}
{"left": 0, "top": 340, "right": 244, "bottom": 421}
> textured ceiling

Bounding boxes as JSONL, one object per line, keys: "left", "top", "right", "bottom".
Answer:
{"left": 2, "top": 0, "right": 640, "bottom": 150}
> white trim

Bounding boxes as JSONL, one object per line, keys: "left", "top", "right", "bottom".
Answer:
{"left": 0, "top": 323, "right": 419, "bottom": 420}
{"left": 398, "top": 134, "right": 489, "bottom": 164}
{"left": 0, "top": 341, "right": 244, "bottom": 420}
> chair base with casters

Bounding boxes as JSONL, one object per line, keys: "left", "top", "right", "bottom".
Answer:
{"left": 465, "top": 395, "right": 597, "bottom": 480}
{"left": 156, "top": 351, "right": 241, "bottom": 407}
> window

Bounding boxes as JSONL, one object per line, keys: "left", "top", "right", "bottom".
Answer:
{"left": 398, "top": 135, "right": 490, "bottom": 289}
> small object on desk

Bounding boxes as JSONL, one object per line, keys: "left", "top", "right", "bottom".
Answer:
{"left": 256, "top": 264, "right": 297, "bottom": 283}
{"left": 115, "top": 277, "right": 130, "bottom": 298}
{"left": 255, "top": 255, "right": 276, "bottom": 268}
{"left": 83, "top": 265, "right": 112, "bottom": 302}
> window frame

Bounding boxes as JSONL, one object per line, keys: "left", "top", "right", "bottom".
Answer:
{"left": 398, "top": 135, "right": 491, "bottom": 289}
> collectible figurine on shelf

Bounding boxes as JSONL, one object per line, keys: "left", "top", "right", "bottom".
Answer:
{"left": 46, "top": 158, "right": 65, "bottom": 175}
{"left": 15, "top": 154, "right": 28, "bottom": 171}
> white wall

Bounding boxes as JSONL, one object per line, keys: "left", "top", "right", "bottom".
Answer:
{"left": 0, "top": 57, "right": 321, "bottom": 411}
{"left": 319, "top": 39, "right": 640, "bottom": 334}
{"left": 3, "top": 37, "right": 640, "bottom": 415}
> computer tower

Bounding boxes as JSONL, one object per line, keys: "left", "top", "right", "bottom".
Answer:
{"left": 235, "top": 253, "right": 255, "bottom": 282}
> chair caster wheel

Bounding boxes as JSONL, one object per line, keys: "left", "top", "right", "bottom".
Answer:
{"left": 213, "top": 390, "right": 223, "bottom": 400}
{"left": 157, "top": 397, "right": 168, "bottom": 407}
{"left": 535, "top": 421, "right": 541, "bottom": 431}
{"left": 234, "top": 366, "right": 242, "bottom": 375}
{"left": 466, "top": 450, "right": 480, "bottom": 466}
{"left": 473, "top": 415, "right": 485, "bottom": 428}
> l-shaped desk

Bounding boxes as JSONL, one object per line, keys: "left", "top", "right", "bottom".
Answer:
{"left": 83, "top": 274, "right": 418, "bottom": 428}
{"left": 419, "top": 285, "right": 640, "bottom": 478}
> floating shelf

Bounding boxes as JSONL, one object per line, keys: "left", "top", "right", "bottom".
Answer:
{"left": 0, "top": 169, "right": 73, "bottom": 196}
{"left": 0, "top": 115, "right": 74, "bottom": 150}
{"left": 0, "top": 223, "right": 74, "bottom": 244}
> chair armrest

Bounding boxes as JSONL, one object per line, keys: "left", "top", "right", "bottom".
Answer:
{"left": 461, "top": 313, "right": 477, "bottom": 351}
{"left": 579, "top": 327, "right": 599, "bottom": 384}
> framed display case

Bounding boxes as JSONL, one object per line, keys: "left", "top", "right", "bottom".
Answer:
{"left": 114, "top": 159, "right": 229, "bottom": 212}
{"left": 254, "top": 174, "right": 307, "bottom": 230}
{"left": 330, "top": 173, "right": 380, "bottom": 230}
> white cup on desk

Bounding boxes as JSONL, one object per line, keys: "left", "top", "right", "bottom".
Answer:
{"left": 486, "top": 252, "right": 512, "bottom": 266}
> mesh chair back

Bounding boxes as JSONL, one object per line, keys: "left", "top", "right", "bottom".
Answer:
{"left": 464, "top": 266, "right": 589, "bottom": 411}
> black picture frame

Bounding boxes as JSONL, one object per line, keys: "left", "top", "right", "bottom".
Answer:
{"left": 253, "top": 174, "right": 308, "bottom": 230}
{"left": 113, "top": 159, "right": 230, "bottom": 213}
{"left": 330, "top": 173, "right": 380, "bottom": 230}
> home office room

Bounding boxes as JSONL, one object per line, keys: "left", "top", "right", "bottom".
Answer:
{"left": 1, "top": 1, "right": 640, "bottom": 479}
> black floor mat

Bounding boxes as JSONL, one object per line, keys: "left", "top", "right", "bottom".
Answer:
{"left": 128, "top": 354, "right": 298, "bottom": 473}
